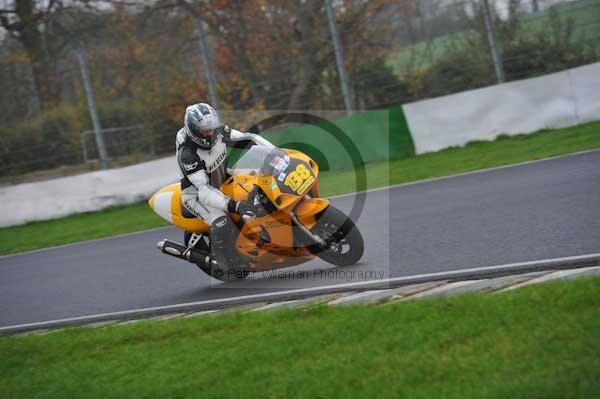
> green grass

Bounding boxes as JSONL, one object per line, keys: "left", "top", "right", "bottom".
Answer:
{"left": 0, "top": 203, "right": 169, "bottom": 255}
{"left": 528, "top": 0, "right": 600, "bottom": 38}
{"left": 325, "top": 121, "right": 600, "bottom": 194}
{"left": 1, "top": 120, "right": 599, "bottom": 256}
{"left": 1, "top": 277, "right": 598, "bottom": 398}
{"left": 387, "top": 0, "right": 600, "bottom": 73}
{"left": 387, "top": 30, "right": 471, "bottom": 72}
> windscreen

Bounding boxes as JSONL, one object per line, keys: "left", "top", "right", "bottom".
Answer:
{"left": 232, "top": 146, "right": 290, "bottom": 177}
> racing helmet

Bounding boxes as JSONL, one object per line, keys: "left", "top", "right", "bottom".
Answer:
{"left": 184, "top": 103, "right": 223, "bottom": 149}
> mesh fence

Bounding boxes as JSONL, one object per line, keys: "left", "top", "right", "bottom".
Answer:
{"left": 0, "top": 0, "right": 598, "bottom": 181}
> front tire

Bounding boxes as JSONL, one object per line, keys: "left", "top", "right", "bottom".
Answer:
{"left": 308, "top": 206, "right": 364, "bottom": 266}
{"left": 184, "top": 232, "right": 249, "bottom": 282}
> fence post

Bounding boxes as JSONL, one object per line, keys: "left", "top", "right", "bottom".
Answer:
{"left": 325, "top": 0, "right": 353, "bottom": 115}
{"left": 177, "top": 0, "right": 220, "bottom": 109}
{"left": 481, "top": 0, "right": 506, "bottom": 84}
{"left": 74, "top": 44, "right": 109, "bottom": 166}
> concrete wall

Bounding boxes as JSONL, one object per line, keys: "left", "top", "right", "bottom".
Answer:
{"left": 403, "top": 62, "right": 600, "bottom": 154}
{"left": 0, "top": 157, "right": 179, "bottom": 227}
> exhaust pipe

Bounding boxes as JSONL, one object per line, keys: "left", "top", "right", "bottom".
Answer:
{"left": 157, "top": 239, "right": 211, "bottom": 268}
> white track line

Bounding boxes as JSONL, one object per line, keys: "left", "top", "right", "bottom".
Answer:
{"left": 2, "top": 253, "right": 598, "bottom": 332}
{"left": 2, "top": 148, "right": 599, "bottom": 260}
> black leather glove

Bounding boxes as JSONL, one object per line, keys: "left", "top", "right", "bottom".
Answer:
{"left": 228, "top": 200, "right": 256, "bottom": 217}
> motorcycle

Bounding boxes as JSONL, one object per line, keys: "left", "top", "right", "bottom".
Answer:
{"left": 148, "top": 145, "right": 364, "bottom": 281}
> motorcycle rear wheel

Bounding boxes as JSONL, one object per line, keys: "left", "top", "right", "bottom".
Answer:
{"left": 184, "top": 232, "right": 250, "bottom": 282}
{"left": 309, "top": 206, "right": 364, "bottom": 266}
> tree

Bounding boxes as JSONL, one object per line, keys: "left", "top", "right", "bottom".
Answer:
{"left": 0, "top": 0, "right": 66, "bottom": 110}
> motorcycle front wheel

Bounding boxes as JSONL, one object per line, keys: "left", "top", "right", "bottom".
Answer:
{"left": 308, "top": 205, "right": 364, "bottom": 266}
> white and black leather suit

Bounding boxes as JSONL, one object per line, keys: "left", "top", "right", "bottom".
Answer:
{"left": 176, "top": 125, "right": 274, "bottom": 225}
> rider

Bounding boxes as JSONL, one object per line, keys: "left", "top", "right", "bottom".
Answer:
{"left": 176, "top": 103, "right": 274, "bottom": 267}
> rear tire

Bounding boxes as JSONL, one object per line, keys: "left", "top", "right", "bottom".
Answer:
{"left": 308, "top": 206, "right": 364, "bottom": 266}
{"left": 184, "top": 232, "right": 249, "bottom": 282}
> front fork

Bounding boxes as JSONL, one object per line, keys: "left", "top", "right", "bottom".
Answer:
{"left": 290, "top": 211, "right": 327, "bottom": 247}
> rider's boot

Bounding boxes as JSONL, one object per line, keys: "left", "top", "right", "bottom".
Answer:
{"left": 209, "top": 215, "right": 246, "bottom": 269}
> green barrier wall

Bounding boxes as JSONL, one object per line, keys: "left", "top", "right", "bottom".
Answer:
{"left": 228, "top": 106, "right": 415, "bottom": 171}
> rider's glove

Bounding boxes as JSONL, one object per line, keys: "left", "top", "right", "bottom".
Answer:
{"left": 228, "top": 200, "right": 256, "bottom": 217}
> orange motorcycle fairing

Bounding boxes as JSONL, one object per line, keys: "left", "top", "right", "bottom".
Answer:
{"left": 282, "top": 149, "right": 321, "bottom": 198}
{"left": 295, "top": 198, "right": 330, "bottom": 229}
{"left": 148, "top": 183, "right": 210, "bottom": 234}
{"left": 222, "top": 174, "right": 305, "bottom": 212}
{"left": 235, "top": 212, "right": 315, "bottom": 270}
{"left": 220, "top": 174, "right": 258, "bottom": 201}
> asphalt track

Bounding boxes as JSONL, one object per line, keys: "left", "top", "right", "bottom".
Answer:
{"left": 1, "top": 150, "right": 599, "bottom": 327}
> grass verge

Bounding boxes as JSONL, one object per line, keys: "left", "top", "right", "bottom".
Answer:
{"left": 1, "top": 277, "right": 599, "bottom": 398}
{"left": 386, "top": 0, "right": 600, "bottom": 73}
{"left": 2, "top": 121, "right": 600, "bottom": 255}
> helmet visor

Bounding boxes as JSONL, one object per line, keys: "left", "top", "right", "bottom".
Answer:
{"left": 189, "top": 124, "right": 214, "bottom": 140}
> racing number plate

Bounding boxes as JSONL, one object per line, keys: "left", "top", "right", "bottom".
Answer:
{"left": 284, "top": 163, "right": 315, "bottom": 195}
